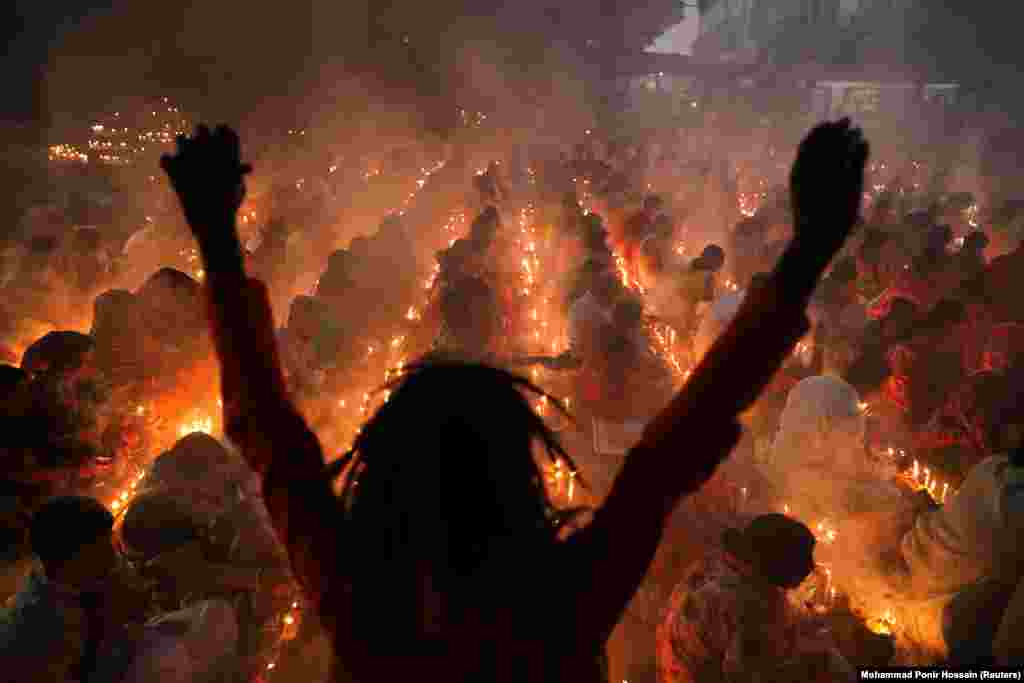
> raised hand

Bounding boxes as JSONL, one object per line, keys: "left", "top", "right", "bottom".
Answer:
{"left": 790, "top": 119, "right": 869, "bottom": 257}
{"left": 160, "top": 125, "right": 252, "bottom": 241}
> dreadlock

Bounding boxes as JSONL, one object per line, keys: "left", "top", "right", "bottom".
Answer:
{"left": 326, "top": 360, "right": 585, "bottom": 636}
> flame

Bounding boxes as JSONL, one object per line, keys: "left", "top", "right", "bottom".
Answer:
{"left": 178, "top": 415, "right": 214, "bottom": 438}
{"left": 867, "top": 610, "right": 897, "bottom": 636}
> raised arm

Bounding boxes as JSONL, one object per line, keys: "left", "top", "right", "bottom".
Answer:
{"left": 161, "top": 126, "right": 349, "bottom": 633}
{"left": 561, "top": 120, "right": 869, "bottom": 646}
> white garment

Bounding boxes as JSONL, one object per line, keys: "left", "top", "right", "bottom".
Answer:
{"left": 693, "top": 290, "right": 746, "bottom": 363}
{"left": 767, "top": 376, "right": 872, "bottom": 520}
{"left": 902, "top": 455, "right": 1024, "bottom": 597}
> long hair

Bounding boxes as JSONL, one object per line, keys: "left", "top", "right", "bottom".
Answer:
{"left": 326, "top": 361, "right": 583, "bottom": 637}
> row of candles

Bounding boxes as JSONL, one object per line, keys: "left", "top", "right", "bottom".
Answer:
{"left": 909, "top": 457, "right": 951, "bottom": 504}
{"left": 511, "top": 200, "right": 592, "bottom": 501}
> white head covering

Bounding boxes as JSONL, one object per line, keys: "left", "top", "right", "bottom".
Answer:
{"left": 769, "top": 376, "right": 875, "bottom": 519}
{"left": 774, "top": 376, "right": 864, "bottom": 466}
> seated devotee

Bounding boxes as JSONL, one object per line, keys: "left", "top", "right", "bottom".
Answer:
{"left": 645, "top": 261, "right": 695, "bottom": 337}
{"left": 636, "top": 214, "right": 678, "bottom": 286}
{"left": 120, "top": 491, "right": 285, "bottom": 678}
{"left": 0, "top": 496, "right": 150, "bottom": 682}
{"left": 764, "top": 375, "right": 918, "bottom": 546}
{"left": 687, "top": 244, "right": 726, "bottom": 294}
{"left": 90, "top": 289, "right": 147, "bottom": 390}
{"left": 430, "top": 276, "right": 503, "bottom": 361}
{"left": 865, "top": 240, "right": 933, "bottom": 320}
{"left": 365, "top": 214, "right": 422, "bottom": 311}
{"left": 278, "top": 295, "right": 331, "bottom": 398}
{"left": 564, "top": 257, "right": 617, "bottom": 312}
{"left": 467, "top": 205, "right": 501, "bottom": 255}
{"left": 164, "top": 119, "right": 867, "bottom": 683}
{"left": 814, "top": 257, "right": 867, "bottom": 336}
{"left": 346, "top": 235, "right": 375, "bottom": 285}
{"left": 249, "top": 216, "right": 293, "bottom": 289}
{"left": 657, "top": 514, "right": 855, "bottom": 683}
{"left": 917, "top": 367, "right": 1024, "bottom": 477}
{"left": 20, "top": 330, "right": 96, "bottom": 378}
{"left": 585, "top": 302, "right": 674, "bottom": 421}
{"left": 902, "top": 299, "right": 969, "bottom": 427}
{"left": 145, "top": 433, "right": 285, "bottom": 565}
{"left": 896, "top": 441, "right": 1024, "bottom": 657}
{"left": 747, "top": 319, "right": 825, "bottom": 452}
{"left": 20, "top": 331, "right": 110, "bottom": 457}
{"left": 637, "top": 228, "right": 672, "bottom": 293}
{"left": 691, "top": 268, "right": 753, "bottom": 365}
{"left": 623, "top": 194, "right": 664, "bottom": 263}
{"left": 135, "top": 268, "right": 208, "bottom": 367}
{"left": 473, "top": 162, "right": 507, "bottom": 207}
{"left": 6, "top": 235, "right": 70, "bottom": 324}
{"left": 855, "top": 228, "right": 891, "bottom": 302}
{"left": 568, "top": 272, "right": 621, "bottom": 359}
{"left": 316, "top": 249, "right": 357, "bottom": 301}
{"left": 848, "top": 300, "right": 920, "bottom": 450}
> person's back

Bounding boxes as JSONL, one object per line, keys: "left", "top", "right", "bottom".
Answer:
{"left": 0, "top": 496, "right": 126, "bottom": 683}
{"left": 568, "top": 275, "right": 618, "bottom": 357}
{"left": 902, "top": 450, "right": 1024, "bottom": 599}
{"left": 592, "top": 324, "right": 673, "bottom": 421}
{"left": 136, "top": 268, "right": 205, "bottom": 353}
{"left": 90, "top": 290, "right": 146, "bottom": 388}
{"left": 658, "top": 515, "right": 853, "bottom": 683}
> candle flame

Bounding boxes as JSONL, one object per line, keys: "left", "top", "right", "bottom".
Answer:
{"left": 178, "top": 415, "right": 214, "bottom": 438}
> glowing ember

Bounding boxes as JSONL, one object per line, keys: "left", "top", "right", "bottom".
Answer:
{"left": 815, "top": 519, "right": 838, "bottom": 544}
{"left": 966, "top": 203, "right": 979, "bottom": 228}
{"left": 178, "top": 415, "right": 214, "bottom": 438}
{"left": 866, "top": 610, "right": 897, "bottom": 636}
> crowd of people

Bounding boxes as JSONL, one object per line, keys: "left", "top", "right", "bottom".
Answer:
{"left": 0, "top": 113, "right": 1022, "bottom": 683}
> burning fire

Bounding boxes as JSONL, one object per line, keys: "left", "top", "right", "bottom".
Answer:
{"left": 545, "top": 459, "right": 577, "bottom": 502}
{"left": 866, "top": 609, "right": 898, "bottom": 636}
{"left": 109, "top": 471, "right": 147, "bottom": 513}
{"left": 904, "top": 459, "right": 952, "bottom": 503}
{"left": 814, "top": 519, "right": 838, "bottom": 544}
{"left": 178, "top": 415, "right": 214, "bottom": 439}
